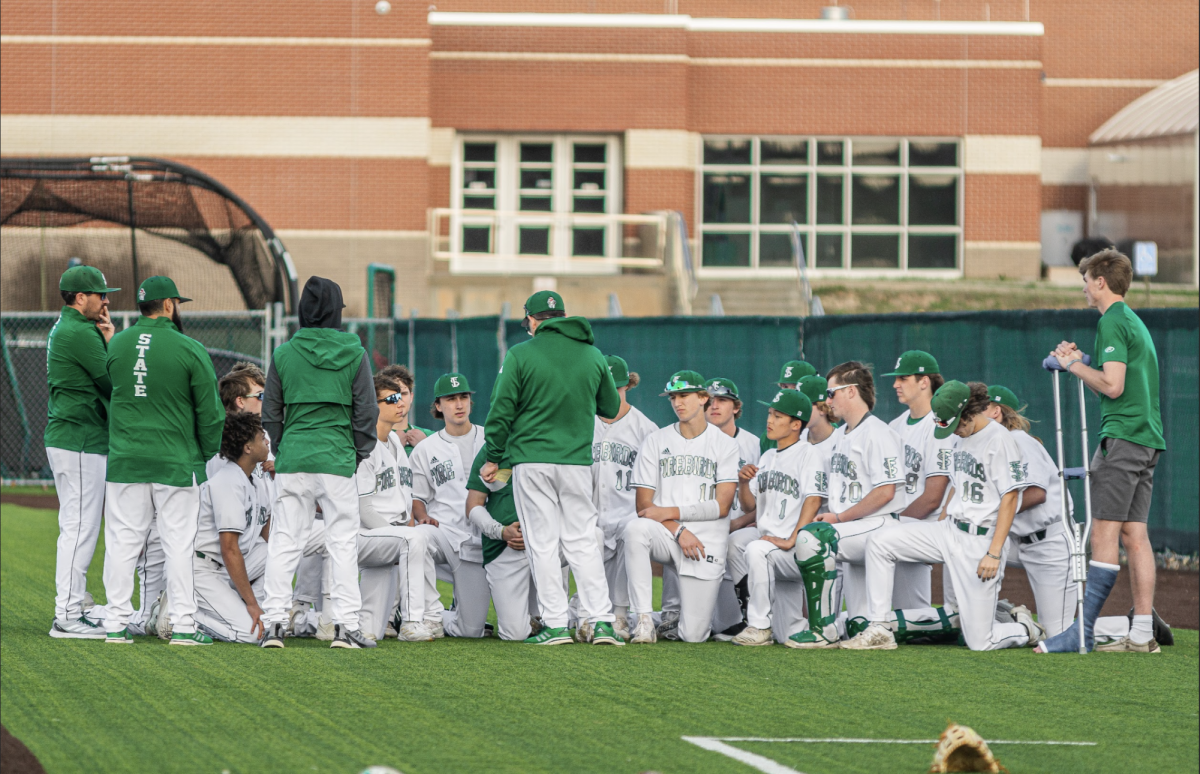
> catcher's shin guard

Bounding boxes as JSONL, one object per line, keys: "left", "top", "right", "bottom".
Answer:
{"left": 796, "top": 523, "right": 839, "bottom": 641}
{"left": 887, "top": 606, "right": 961, "bottom": 644}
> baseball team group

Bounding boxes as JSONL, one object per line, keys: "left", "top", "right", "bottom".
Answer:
{"left": 41, "top": 248, "right": 1168, "bottom": 654}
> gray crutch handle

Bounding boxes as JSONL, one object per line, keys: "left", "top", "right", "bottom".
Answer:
{"left": 1042, "top": 353, "right": 1092, "bottom": 371}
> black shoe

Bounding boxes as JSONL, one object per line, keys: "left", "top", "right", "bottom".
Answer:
{"left": 483, "top": 623, "right": 495, "bottom": 638}
{"left": 713, "top": 622, "right": 747, "bottom": 642}
{"left": 260, "top": 622, "right": 286, "bottom": 649}
{"left": 331, "top": 624, "right": 378, "bottom": 649}
{"left": 1128, "top": 607, "right": 1174, "bottom": 647}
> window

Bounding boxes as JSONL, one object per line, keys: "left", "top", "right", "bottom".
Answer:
{"left": 698, "top": 137, "right": 961, "bottom": 272}
{"left": 453, "top": 135, "right": 622, "bottom": 260}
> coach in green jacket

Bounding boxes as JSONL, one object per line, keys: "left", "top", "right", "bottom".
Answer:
{"left": 45, "top": 265, "right": 119, "bottom": 640}
{"left": 482, "top": 290, "right": 622, "bottom": 645}
{"left": 102, "top": 276, "right": 223, "bottom": 645}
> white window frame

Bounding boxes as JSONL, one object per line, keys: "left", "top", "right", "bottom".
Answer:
{"left": 696, "top": 136, "right": 963, "bottom": 279}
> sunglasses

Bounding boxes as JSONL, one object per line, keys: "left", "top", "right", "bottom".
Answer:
{"left": 83, "top": 292, "right": 108, "bottom": 301}
{"left": 825, "top": 383, "right": 855, "bottom": 400}
{"left": 244, "top": 391, "right": 265, "bottom": 401}
{"left": 706, "top": 383, "right": 736, "bottom": 398}
{"left": 933, "top": 415, "right": 955, "bottom": 429}
{"left": 378, "top": 393, "right": 405, "bottom": 405}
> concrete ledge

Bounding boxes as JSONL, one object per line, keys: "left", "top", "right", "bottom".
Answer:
{"left": 963, "top": 241, "right": 1041, "bottom": 280}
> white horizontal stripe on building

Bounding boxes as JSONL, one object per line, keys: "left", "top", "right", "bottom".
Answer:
{"left": 964, "top": 136, "right": 1041, "bottom": 174}
{"left": 1043, "top": 78, "right": 1167, "bottom": 88}
{"left": 0, "top": 34, "right": 431, "bottom": 47}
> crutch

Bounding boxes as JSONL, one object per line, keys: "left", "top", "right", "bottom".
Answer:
{"left": 1042, "top": 353, "right": 1094, "bottom": 654}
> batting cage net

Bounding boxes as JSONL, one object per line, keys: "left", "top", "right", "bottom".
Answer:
{"left": 0, "top": 157, "right": 298, "bottom": 313}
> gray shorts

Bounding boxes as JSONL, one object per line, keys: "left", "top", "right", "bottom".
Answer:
{"left": 1090, "top": 438, "right": 1162, "bottom": 523}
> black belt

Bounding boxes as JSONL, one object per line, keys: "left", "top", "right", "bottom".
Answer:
{"left": 1018, "top": 528, "right": 1048, "bottom": 545}
{"left": 953, "top": 519, "right": 990, "bottom": 536}
{"left": 195, "top": 550, "right": 223, "bottom": 568}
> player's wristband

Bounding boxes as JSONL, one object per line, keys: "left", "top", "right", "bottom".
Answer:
{"left": 678, "top": 499, "right": 721, "bottom": 522}
{"left": 986, "top": 552, "right": 1001, "bottom": 560}
{"left": 1065, "top": 358, "right": 1083, "bottom": 369}
{"left": 673, "top": 525, "right": 688, "bottom": 542}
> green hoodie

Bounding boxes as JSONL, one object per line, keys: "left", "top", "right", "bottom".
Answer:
{"left": 485, "top": 316, "right": 620, "bottom": 466}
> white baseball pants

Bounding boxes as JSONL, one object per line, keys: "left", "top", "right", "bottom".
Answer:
{"left": 127, "top": 518, "right": 166, "bottom": 635}
{"left": 602, "top": 538, "right": 630, "bottom": 611}
{"left": 102, "top": 481, "right": 200, "bottom": 634}
{"left": 357, "top": 525, "right": 430, "bottom": 640}
{"left": 513, "top": 463, "right": 613, "bottom": 627}
{"left": 744, "top": 539, "right": 810, "bottom": 641}
{"left": 485, "top": 547, "right": 541, "bottom": 641}
{"left": 415, "top": 524, "right": 490, "bottom": 638}
{"left": 193, "top": 555, "right": 261, "bottom": 644}
{"left": 47, "top": 448, "right": 107, "bottom": 622}
{"left": 1006, "top": 520, "right": 1074, "bottom": 637}
{"left": 866, "top": 519, "right": 1028, "bottom": 651}
{"left": 624, "top": 518, "right": 721, "bottom": 643}
{"left": 263, "top": 472, "right": 361, "bottom": 630}
{"left": 725, "top": 526, "right": 762, "bottom": 584}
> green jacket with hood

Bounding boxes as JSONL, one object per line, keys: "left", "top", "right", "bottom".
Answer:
{"left": 263, "top": 277, "right": 378, "bottom": 478}
{"left": 485, "top": 316, "right": 620, "bottom": 467}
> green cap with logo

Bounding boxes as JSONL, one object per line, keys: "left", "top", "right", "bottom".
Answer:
{"left": 605, "top": 355, "right": 630, "bottom": 388}
{"left": 60, "top": 265, "right": 120, "bottom": 294}
{"left": 759, "top": 388, "right": 812, "bottom": 422}
{"left": 433, "top": 372, "right": 473, "bottom": 399}
{"left": 931, "top": 379, "right": 971, "bottom": 439}
{"left": 798, "top": 374, "right": 828, "bottom": 405}
{"left": 660, "top": 370, "right": 706, "bottom": 396}
{"left": 137, "top": 276, "right": 191, "bottom": 304}
{"left": 987, "top": 385, "right": 1020, "bottom": 411}
{"left": 705, "top": 377, "right": 740, "bottom": 400}
{"left": 778, "top": 360, "right": 817, "bottom": 385}
{"left": 524, "top": 290, "right": 564, "bottom": 316}
{"left": 883, "top": 350, "right": 939, "bottom": 377}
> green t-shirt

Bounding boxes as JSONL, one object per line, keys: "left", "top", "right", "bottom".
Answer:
{"left": 44, "top": 306, "right": 113, "bottom": 454}
{"left": 1094, "top": 301, "right": 1165, "bottom": 451}
{"left": 402, "top": 424, "right": 433, "bottom": 457}
{"left": 466, "top": 446, "right": 517, "bottom": 565}
{"left": 760, "top": 434, "right": 776, "bottom": 454}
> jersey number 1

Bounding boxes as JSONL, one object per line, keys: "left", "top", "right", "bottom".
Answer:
{"left": 615, "top": 470, "right": 633, "bottom": 491}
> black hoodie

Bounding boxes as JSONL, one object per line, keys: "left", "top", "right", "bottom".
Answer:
{"left": 298, "top": 276, "right": 345, "bottom": 329}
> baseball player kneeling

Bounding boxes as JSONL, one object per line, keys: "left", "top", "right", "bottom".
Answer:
{"left": 731, "top": 390, "right": 829, "bottom": 647}
{"left": 843, "top": 381, "right": 1044, "bottom": 651}
{"left": 624, "top": 371, "right": 739, "bottom": 644}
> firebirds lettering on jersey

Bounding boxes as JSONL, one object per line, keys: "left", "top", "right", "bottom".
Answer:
{"left": 593, "top": 440, "right": 638, "bottom": 468}
{"left": 659, "top": 454, "right": 718, "bottom": 480}
{"left": 375, "top": 466, "right": 397, "bottom": 493}
{"left": 397, "top": 465, "right": 413, "bottom": 489}
{"left": 757, "top": 468, "right": 801, "bottom": 499}
{"left": 429, "top": 457, "right": 456, "bottom": 487}
{"left": 954, "top": 451, "right": 987, "bottom": 481}
{"left": 830, "top": 453, "right": 858, "bottom": 480}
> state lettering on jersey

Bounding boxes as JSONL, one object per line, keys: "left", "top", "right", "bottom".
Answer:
{"left": 757, "top": 469, "right": 801, "bottom": 499}
{"left": 429, "top": 456, "right": 456, "bottom": 487}
{"left": 660, "top": 454, "right": 717, "bottom": 480}
{"left": 133, "top": 332, "right": 152, "bottom": 397}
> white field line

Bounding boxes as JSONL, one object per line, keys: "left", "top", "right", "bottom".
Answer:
{"left": 681, "top": 736, "right": 1097, "bottom": 774}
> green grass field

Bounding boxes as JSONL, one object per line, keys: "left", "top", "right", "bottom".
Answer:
{"left": 3, "top": 503, "right": 1197, "bottom": 774}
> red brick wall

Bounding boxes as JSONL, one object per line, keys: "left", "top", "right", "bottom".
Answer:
{"left": 964, "top": 175, "right": 1042, "bottom": 241}
{"left": 625, "top": 169, "right": 696, "bottom": 226}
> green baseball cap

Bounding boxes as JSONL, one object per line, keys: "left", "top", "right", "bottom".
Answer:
{"left": 759, "top": 389, "right": 812, "bottom": 422}
{"left": 778, "top": 360, "right": 817, "bottom": 385}
{"left": 433, "top": 372, "right": 473, "bottom": 399}
{"left": 660, "top": 370, "right": 706, "bottom": 396}
{"left": 137, "top": 276, "right": 191, "bottom": 304}
{"left": 605, "top": 355, "right": 630, "bottom": 388}
{"left": 524, "top": 290, "right": 564, "bottom": 316}
{"left": 60, "top": 265, "right": 120, "bottom": 294}
{"left": 931, "top": 380, "right": 971, "bottom": 439}
{"left": 988, "top": 385, "right": 1020, "bottom": 411}
{"left": 883, "top": 350, "right": 940, "bottom": 377}
{"left": 705, "top": 377, "right": 740, "bottom": 400}
{"left": 798, "top": 374, "right": 828, "bottom": 405}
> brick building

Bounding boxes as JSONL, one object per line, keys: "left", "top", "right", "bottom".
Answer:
{"left": 2, "top": 1, "right": 1196, "bottom": 316}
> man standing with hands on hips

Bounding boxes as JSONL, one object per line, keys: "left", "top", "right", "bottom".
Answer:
{"left": 45, "top": 265, "right": 119, "bottom": 639}
{"left": 1038, "top": 249, "right": 1166, "bottom": 654}
{"left": 101, "top": 276, "right": 224, "bottom": 645}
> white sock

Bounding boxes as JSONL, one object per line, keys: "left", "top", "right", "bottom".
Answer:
{"left": 1090, "top": 560, "right": 1120, "bottom": 572}
{"left": 1129, "top": 614, "right": 1153, "bottom": 644}
{"left": 614, "top": 605, "right": 628, "bottom": 624}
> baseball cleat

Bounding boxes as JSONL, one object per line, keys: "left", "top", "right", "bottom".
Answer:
{"left": 591, "top": 621, "right": 623, "bottom": 646}
{"left": 612, "top": 615, "right": 631, "bottom": 642}
{"left": 260, "top": 622, "right": 286, "bottom": 648}
{"left": 105, "top": 628, "right": 134, "bottom": 644}
{"left": 995, "top": 598, "right": 1016, "bottom": 624}
{"left": 713, "top": 622, "right": 747, "bottom": 642}
{"left": 169, "top": 631, "right": 214, "bottom": 646}
{"left": 529, "top": 616, "right": 545, "bottom": 637}
{"left": 630, "top": 614, "right": 657, "bottom": 644}
{"left": 732, "top": 626, "right": 774, "bottom": 647}
{"left": 655, "top": 611, "right": 680, "bottom": 637}
{"left": 786, "top": 629, "right": 841, "bottom": 649}
{"left": 48, "top": 615, "right": 106, "bottom": 640}
{"left": 315, "top": 619, "right": 336, "bottom": 641}
{"left": 330, "top": 624, "right": 378, "bottom": 649}
{"left": 1095, "top": 636, "right": 1162, "bottom": 654}
{"left": 524, "top": 626, "right": 573, "bottom": 645}
{"left": 424, "top": 618, "right": 445, "bottom": 639}
{"left": 1011, "top": 605, "right": 1045, "bottom": 647}
{"left": 147, "top": 590, "right": 172, "bottom": 640}
{"left": 397, "top": 622, "right": 435, "bottom": 642}
{"left": 573, "top": 620, "right": 594, "bottom": 643}
{"left": 840, "top": 622, "right": 898, "bottom": 650}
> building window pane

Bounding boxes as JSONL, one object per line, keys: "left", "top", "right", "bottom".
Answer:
{"left": 573, "top": 143, "right": 606, "bottom": 164}
{"left": 462, "top": 226, "right": 491, "bottom": 253}
{"left": 520, "top": 169, "right": 552, "bottom": 190}
{"left": 851, "top": 234, "right": 900, "bottom": 268}
{"left": 519, "top": 227, "right": 550, "bottom": 255}
{"left": 704, "top": 139, "right": 752, "bottom": 165}
{"left": 760, "top": 174, "right": 808, "bottom": 224}
{"left": 574, "top": 169, "right": 606, "bottom": 190}
{"left": 702, "top": 233, "right": 751, "bottom": 267}
{"left": 573, "top": 196, "right": 605, "bottom": 213}
{"left": 817, "top": 141, "right": 844, "bottom": 166}
{"left": 762, "top": 139, "right": 808, "bottom": 165}
{"left": 464, "top": 143, "right": 496, "bottom": 163}
{"left": 519, "top": 195, "right": 552, "bottom": 212}
{"left": 464, "top": 168, "right": 495, "bottom": 190}
{"left": 520, "top": 143, "right": 553, "bottom": 163}
{"left": 908, "top": 234, "right": 957, "bottom": 269}
{"left": 909, "top": 175, "right": 957, "bottom": 226}
{"left": 573, "top": 228, "right": 605, "bottom": 256}
{"left": 853, "top": 140, "right": 900, "bottom": 166}
{"left": 852, "top": 175, "right": 900, "bottom": 225}
{"left": 759, "top": 233, "right": 795, "bottom": 267}
{"left": 910, "top": 142, "right": 957, "bottom": 167}
{"left": 703, "top": 174, "right": 751, "bottom": 224}
{"left": 815, "top": 233, "right": 843, "bottom": 268}
{"left": 463, "top": 195, "right": 494, "bottom": 210}
{"left": 817, "top": 175, "right": 844, "bottom": 225}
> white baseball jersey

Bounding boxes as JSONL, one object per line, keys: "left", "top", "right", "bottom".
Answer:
{"left": 1009, "top": 429, "right": 1071, "bottom": 536}
{"left": 729, "top": 427, "right": 762, "bottom": 523}
{"left": 889, "top": 410, "right": 957, "bottom": 513}
{"left": 206, "top": 429, "right": 276, "bottom": 512}
{"left": 753, "top": 441, "right": 828, "bottom": 539}
{"left": 592, "top": 406, "right": 659, "bottom": 546}
{"left": 195, "top": 457, "right": 268, "bottom": 558}
{"left": 826, "top": 414, "right": 906, "bottom": 518}
{"left": 356, "top": 436, "right": 414, "bottom": 526}
{"left": 947, "top": 420, "right": 1029, "bottom": 529}
{"left": 410, "top": 426, "right": 486, "bottom": 562}
{"left": 632, "top": 422, "right": 739, "bottom": 580}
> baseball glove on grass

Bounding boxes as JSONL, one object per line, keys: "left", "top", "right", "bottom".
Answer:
{"left": 929, "top": 723, "right": 1006, "bottom": 773}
